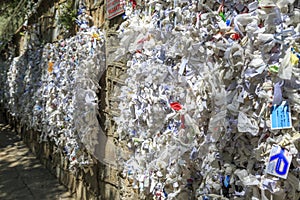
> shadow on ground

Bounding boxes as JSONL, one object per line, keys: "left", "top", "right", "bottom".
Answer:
{"left": 0, "top": 122, "right": 74, "bottom": 200}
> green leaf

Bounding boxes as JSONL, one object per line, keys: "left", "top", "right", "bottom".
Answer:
{"left": 219, "top": 12, "right": 226, "bottom": 22}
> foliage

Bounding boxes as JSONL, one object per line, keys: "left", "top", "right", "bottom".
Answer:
{"left": 0, "top": 0, "right": 24, "bottom": 43}
{"left": 58, "top": 0, "right": 77, "bottom": 31}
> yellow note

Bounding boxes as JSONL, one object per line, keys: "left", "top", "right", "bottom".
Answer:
{"left": 92, "top": 33, "right": 100, "bottom": 40}
{"left": 290, "top": 53, "right": 299, "bottom": 65}
{"left": 48, "top": 62, "right": 54, "bottom": 73}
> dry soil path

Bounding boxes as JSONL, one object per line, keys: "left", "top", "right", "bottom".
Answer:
{"left": 0, "top": 113, "right": 74, "bottom": 200}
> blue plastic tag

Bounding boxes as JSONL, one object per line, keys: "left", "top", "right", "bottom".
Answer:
{"left": 266, "top": 145, "right": 292, "bottom": 179}
{"left": 223, "top": 175, "right": 230, "bottom": 188}
{"left": 270, "top": 101, "right": 292, "bottom": 130}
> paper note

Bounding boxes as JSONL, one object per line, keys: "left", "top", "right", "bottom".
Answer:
{"left": 270, "top": 101, "right": 292, "bottom": 130}
{"left": 266, "top": 145, "right": 292, "bottom": 179}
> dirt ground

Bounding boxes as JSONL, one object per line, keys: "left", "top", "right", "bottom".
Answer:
{"left": 0, "top": 114, "right": 74, "bottom": 200}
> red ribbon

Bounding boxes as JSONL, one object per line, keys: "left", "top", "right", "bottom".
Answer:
{"left": 170, "top": 102, "right": 182, "bottom": 111}
{"left": 231, "top": 33, "right": 240, "bottom": 40}
{"left": 180, "top": 114, "right": 185, "bottom": 129}
{"left": 129, "top": 0, "right": 137, "bottom": 9}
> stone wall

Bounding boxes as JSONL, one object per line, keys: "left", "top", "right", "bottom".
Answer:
{"left": 0, "top": 0, "right": 122, "bottom": 200}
